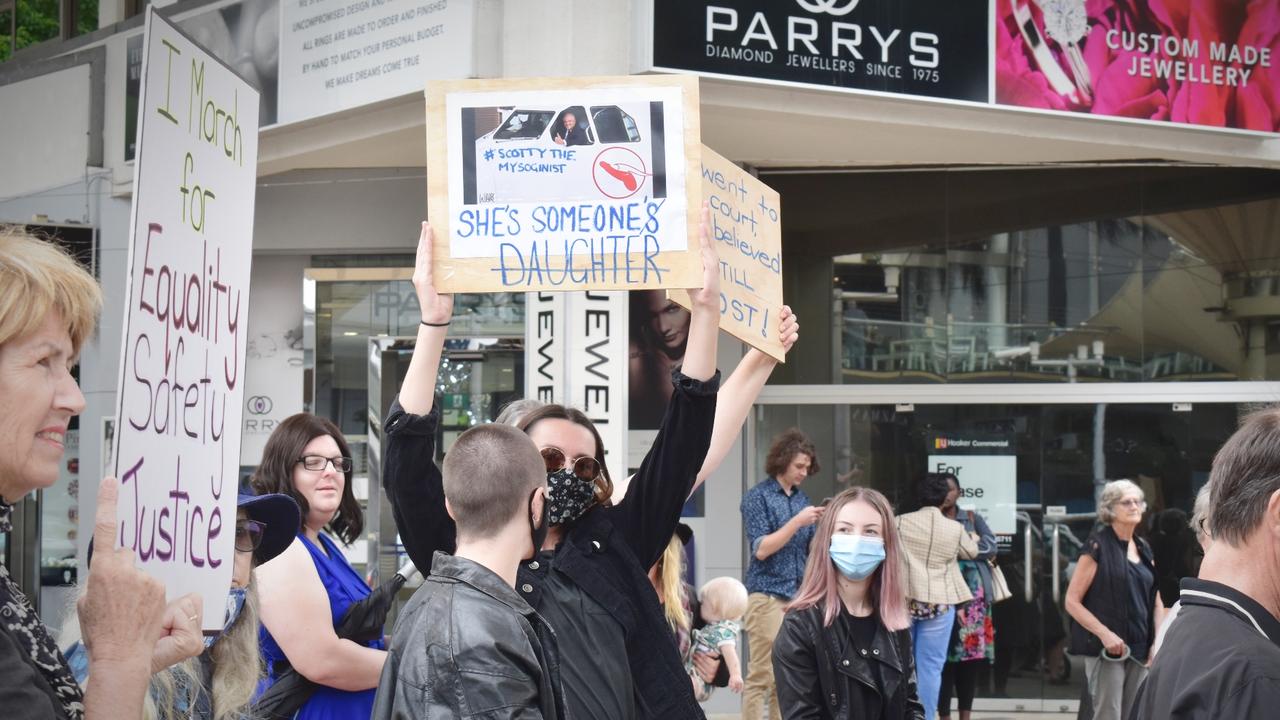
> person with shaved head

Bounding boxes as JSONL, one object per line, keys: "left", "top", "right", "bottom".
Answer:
{"left": 373, "top": 424, "right": 565, "bottom": 719}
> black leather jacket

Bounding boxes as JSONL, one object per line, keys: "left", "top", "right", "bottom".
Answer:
{"left": 372, "top": 552, "right": 567, "bottom": 720}
{"left": 772, "top": 605, "right": 925, "bottom": 720}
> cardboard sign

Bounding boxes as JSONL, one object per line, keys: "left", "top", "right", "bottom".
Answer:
{"left": 426, "top": 75, "right": 703, "bottom": 293}
{"left": 113, "top": 8, "right": 260, "bottom": 632}
{"left": 670, "top": 147, "right": 785, "bottom": 362}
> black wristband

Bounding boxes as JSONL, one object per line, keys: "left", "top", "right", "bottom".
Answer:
{"left": 420, "top": 320, "right": 451, "bottom": 327}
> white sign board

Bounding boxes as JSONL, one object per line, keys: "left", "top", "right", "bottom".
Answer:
{"left": 278, "top": 0, "right": 475, "bottom": 125}
{"left": 114, "top": 8, "right": 260, "bottom": 632}
{"left": 928, "top": 448, "right": 1017, "bottom": 536}
{"left": 427, "top": 75, "right": 704, "bottom": 293}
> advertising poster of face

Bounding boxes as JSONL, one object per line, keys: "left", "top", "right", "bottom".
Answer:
{"left": 997, "top": 0, "right": 1278, "bottom": 132}
{"left": 114, "top": 9, "right": 260, "bottom": 631}
{"left": 426, "top": 75, "right": 704, "bottom": 293}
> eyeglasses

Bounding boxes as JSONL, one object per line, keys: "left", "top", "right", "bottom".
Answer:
{"left": 298, "top": 455, "right": 353, "bottom": 472}
{"left": 1116, "top": 498, "right": 1147, "bottom": 509}
{"left": 539, "top": 446, "right": 601, "bottom": 481}
{"left": 235, "top": 520, "right": 266, "bottom": 553}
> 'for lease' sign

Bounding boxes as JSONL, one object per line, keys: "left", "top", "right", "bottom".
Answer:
{"left": 113, "top": 8, "right": 260, "bottom": 632}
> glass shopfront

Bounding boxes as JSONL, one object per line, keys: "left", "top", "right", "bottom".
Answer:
{"left": 744, "top": 163, "right": 1280, "bottom": 712}
{"left": 750, "top": 392, "right": 1259, "bottom": 712}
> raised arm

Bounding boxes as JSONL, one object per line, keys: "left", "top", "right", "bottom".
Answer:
{"left": 382, "top": 223, "right": 458, "bottom": 569}
{"left": 680, "top": 203, "right": 722, "bottom": 382}
{"left": 691, "top": 307, "right": 799, "bottom": 493}
{"left": 256, "top": 539, "right": 386, "bottom": 691}
{"left": 400, "top": 222, "right": 453, "bottom": 415}
{"left": 612, "top": 205, "right": 721, "bottom": 568}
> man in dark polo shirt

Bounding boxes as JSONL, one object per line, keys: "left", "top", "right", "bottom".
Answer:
{"left": 1131, "top": 408, "right": 1280, "bottom": 719}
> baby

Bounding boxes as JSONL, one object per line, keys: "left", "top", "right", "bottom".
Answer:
{"left": 690, "top": 576, "right": 749, "bottom": 694}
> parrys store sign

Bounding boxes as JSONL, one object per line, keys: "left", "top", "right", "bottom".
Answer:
{"left": 652, "top": 0, "right": 991, "bottom": 103}
{"left": 653, "top": 1, "right": 1279, "bottom": 134}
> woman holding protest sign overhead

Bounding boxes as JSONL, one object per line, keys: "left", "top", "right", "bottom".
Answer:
{"left": 0, "top": 228, "right": 204, "bottom": 720}
{"left": 382, "top": 207, "right": 798, "bottom": 719}
{"left": 252, "top": 414, "right": 386, "bottom": 720}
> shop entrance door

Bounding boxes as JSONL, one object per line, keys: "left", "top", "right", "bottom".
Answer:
{"left": 751, "top": 392, "right": 1246, "bottom": 714}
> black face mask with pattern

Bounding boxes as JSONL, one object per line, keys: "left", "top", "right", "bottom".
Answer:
{"left": 545, "top": 468, "right": 596, "bottom": 526}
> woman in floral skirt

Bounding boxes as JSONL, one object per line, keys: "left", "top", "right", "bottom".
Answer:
{"left": 938, "top": 474, "right": 998, "bottom": 720}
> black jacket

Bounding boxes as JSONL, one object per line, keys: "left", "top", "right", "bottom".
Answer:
{"left": 382, "top": 371, "right": 718, "bottom": 719}
{"left": 372, "top": 552, "right": 566, "bottom": 720}
{"left": 1068, "top": 526, "right": 1157, "bottom": 658}
{"left": 1130, "top": 578, "right": 1280, "bottom": 719}
{"left": 772, "top": 605, "right": 925, "bottom": 720}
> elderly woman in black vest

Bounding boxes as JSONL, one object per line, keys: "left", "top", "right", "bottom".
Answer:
{"left": 1065, "top": 479, "right": 1165, "bottom": 720}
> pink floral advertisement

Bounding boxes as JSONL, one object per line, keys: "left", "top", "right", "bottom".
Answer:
{"left": 996, "top": 0, "right": 1280, "bottom": 132}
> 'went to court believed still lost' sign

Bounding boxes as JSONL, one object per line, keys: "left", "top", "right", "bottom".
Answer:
{"left": 670, "top": 147, "right": 784, "bottom": 362}
{"left": 426, "top": 75, "right": 703, "bottom": 293}
{"left": 113, "top": 7, "right": 259, "bottom": 632}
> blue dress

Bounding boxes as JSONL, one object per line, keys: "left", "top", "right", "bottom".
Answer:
{"left": 257, "top": 533, "right": 385, "bottom": 720}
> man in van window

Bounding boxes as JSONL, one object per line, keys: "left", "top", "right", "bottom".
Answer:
{"left": 554, "top": 111, "right": 588, "bottom": 146}
{"left": 1130, "top": 408, "right": 1280, "bottom": 719}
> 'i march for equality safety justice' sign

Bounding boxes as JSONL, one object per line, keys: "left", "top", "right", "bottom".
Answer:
{"left": 113, "top": 7, "right": 260, "bottom": 632}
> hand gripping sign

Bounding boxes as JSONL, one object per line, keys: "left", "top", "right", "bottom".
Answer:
{"left": 426, "top": 75, "right": 703, "bottom": 293}
{"left": 113, "top": 8, "right": 259, "bottom": 633}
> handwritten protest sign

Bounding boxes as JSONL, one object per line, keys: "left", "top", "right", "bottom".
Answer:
{"left": 426, "top": 75, "right": 703, "bottom": 293}
{"left": 113, "top": 8, "right": 259, "bottom": 632}
{"left": 670, "top": 147, "right": 784, "bottom": 362}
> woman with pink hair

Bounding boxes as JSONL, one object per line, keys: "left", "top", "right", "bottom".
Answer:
{"left": 772, "top": 487, "right": 924, "bottom": 719}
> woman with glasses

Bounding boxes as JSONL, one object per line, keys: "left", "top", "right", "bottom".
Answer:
{"left": 1065, "top": 479, "right": 1164, "bottom": 720}
{"left": 378, "top": 214, "right": 790, "bottom": 720}
{"left": 251, "top": 414, "right": 386, "bottom": 720}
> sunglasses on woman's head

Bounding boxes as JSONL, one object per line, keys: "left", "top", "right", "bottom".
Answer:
{"left": 235, "top": 520, "right": 266, "bottom": 553}
{"left": 539, "top": 446, "right": 601, "bottom": 481}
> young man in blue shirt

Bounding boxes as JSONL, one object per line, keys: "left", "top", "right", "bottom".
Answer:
{"left": 740, "top": 429, "right": 823, "bottom": 720}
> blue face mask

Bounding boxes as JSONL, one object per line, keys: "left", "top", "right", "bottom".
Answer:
{"left": 204, "top": 586, "right": 248, "bottom": 649}
{"left": 830, "top": 534, "right": 886, "bottom": 581}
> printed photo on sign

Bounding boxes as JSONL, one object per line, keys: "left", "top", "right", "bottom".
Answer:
{"left": 426, "top": 76, "right": 704, "bottom": 293}
{"left": 459, "top": 98, "right": 667, "bottom": 206}
{"left": 996, "top": 0, "right": 1278, "bottom": 133}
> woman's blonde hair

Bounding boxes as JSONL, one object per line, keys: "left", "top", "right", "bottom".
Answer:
{"left": 61, "top": 584, "right": 264, "bottom": 720}
{"left": 146, "top": 584, "right": 263, "bottom": 720}
{"left": 656, "top": 534, "right": 689, "bottom": 633}
{"left": 0, "top": 227, "right": 102, "bottom": 354}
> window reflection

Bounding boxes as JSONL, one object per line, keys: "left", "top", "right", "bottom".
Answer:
{"left": 768, "top": 167, "right": 1280, "bottom": 384}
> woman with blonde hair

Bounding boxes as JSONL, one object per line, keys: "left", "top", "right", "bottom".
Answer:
{"left": 0, "top": 228, "right": 203, "bottom": 720}
{"left": 773, "top": 487, "right": 924, "bottom": 719}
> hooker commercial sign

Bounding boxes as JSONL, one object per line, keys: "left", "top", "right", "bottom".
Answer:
{"left": 653, "top": 0, "right": 991, "bottom": 103}
{"left": 653, "top": 0, "right": 1279, "bottom": 134}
